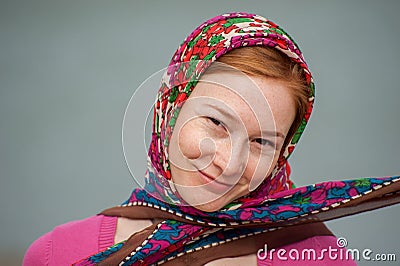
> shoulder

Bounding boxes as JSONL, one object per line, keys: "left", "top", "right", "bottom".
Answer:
{"left": 23, "top": 230, "right": 52, "bottom": 266}
{"left": 23, "top": 214, "right": 118, "bottom": 266}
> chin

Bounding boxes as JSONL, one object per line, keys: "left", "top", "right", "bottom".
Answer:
{"left": 192, "top": 201, "right": 224, "bottom": 212}
{"left": 178, "top": 193, "right": 228, "bottom": 212}
{"left": 175, "top": 184, "right": 250, "bottom": 212}
{"left": 191, "top": 193, "right": 240, "bottom": 212}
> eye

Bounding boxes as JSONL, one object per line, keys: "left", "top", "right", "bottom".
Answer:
{"left": 254, "top": 138, "right": 274, "bottom": 147}
{"left": 205, "top": 116, "right": 228, "bottom": 137}
{"left": 207, "top": 117, "right": 223, "bottom": 127}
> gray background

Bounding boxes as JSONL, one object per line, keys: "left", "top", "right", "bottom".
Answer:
{"left": 1, "top": 0, "right": 399, "bottom": 265}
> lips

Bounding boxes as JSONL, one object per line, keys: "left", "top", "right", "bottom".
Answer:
{"left": 198, "top": 170, "right": 235, "bottom": 192}
{"left": 198, "top": 170, "right": 216, "bottom": 182}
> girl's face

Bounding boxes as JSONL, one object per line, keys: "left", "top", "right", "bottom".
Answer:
{"left": 168, "top": 71, "right": 296, "bottom": 212}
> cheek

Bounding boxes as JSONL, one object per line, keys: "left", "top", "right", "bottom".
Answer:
{"left": 175, "top": 122, "right": 203, "bottom": 160}
{"left": 244, "top": 150, "right": 281, "bottom": 182}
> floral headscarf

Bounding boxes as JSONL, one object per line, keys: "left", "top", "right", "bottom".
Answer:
{"left": 75, "top": 12, "right": 400, "bottom": 266}
{"left": 145, "top": 12, "right": 313, "bottom": 206}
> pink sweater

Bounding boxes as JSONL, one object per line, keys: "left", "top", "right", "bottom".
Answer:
{"left": 23, "top": 215, "right": 357, "bottom": 265}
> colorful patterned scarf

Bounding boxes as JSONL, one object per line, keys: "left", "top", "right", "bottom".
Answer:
{"left": 75, "top": 12, "right": 400, "bottom": 265}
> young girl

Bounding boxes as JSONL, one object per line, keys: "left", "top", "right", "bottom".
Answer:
{"left": 24, "top": 12, "right": 399, "bottom": 265}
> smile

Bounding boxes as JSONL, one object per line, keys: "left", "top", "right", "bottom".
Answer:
{"left": 197, "top": 170, "right": 235, "bottom": 193}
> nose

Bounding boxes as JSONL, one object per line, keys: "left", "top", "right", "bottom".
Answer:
{"left": 213, "top": 137, "right": 246, "bottom": 180}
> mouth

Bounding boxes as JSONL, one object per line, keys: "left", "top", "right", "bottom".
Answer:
{"left": 198, "top": 170, "right": 236, "bottom": 192}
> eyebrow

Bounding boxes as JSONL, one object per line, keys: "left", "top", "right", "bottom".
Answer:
{"left": 272, "top": 132, "right": 286, "bottom": 139}
{"left": 259, "top": 130, "right": 285, "bottom": 139}
{"left": 204, "top": 102, "right": 236, "bottom": 120}
{"left": 203, "top": 103, "right": 286, "bottom": 139}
